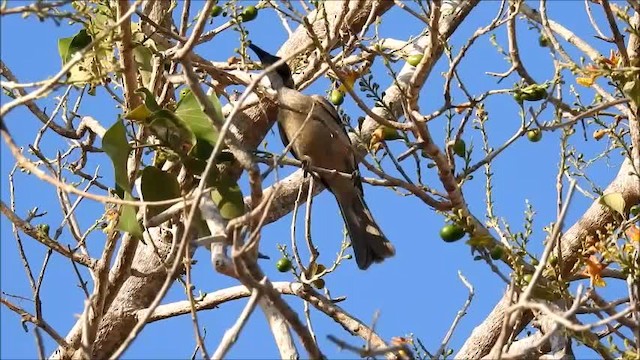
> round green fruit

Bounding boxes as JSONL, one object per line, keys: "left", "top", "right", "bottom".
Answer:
{"left": 527, "top": 129, "right": 542, "bottom": 142}
{"left": 630, "top": 204, "right": 640, "bottom": 217}
{"left": 37, "top": 224, "right": 50, "bottom": 236}
{"left": 538, "top": 35, "right": 549, "bottom": 47}
{"left": 407, "top": 54, "right": 423, "bottom": 67}
{"left": 452, "top": 139, "right": 466, "bottom": 157}
{"left": 329, "top": 89, "right": 344, "bottom": 105}
{"left": 513, "top": 92, "right": 523, "bottom": 104}
{"left": 490, "top": 246, "right": 504, "bottom": 260}
{"left": 440, "top": 224, "right": 465, "bottom": 242}
{"left": 211, "top": 5, "right": 223, "bottom": 17}
{"left": 521, "top": 88, "right": 547, "bottom": 102}
{"left": 276, "top": 257, "right": 292, "bottom": 272}
{"left": 240, "top": 5, "right": 258, "bottom": 22}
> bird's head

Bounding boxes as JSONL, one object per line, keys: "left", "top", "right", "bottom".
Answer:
{"left": 248, "top": 43, "right": 295, "bottom": 90}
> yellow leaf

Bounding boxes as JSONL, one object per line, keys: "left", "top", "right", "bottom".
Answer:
{"left": 599, "top": 192, "right": 626, "bottom": 216}
{"left": 124, "top": 104, "right": 152, "bottom": 122}
{"left": 576, "top": 77, "right": 595, "bottom": 87}
{"left": 592, "top": 129, "right": 607, "bottom": 140}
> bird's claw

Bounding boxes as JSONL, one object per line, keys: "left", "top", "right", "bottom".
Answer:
{"left": 350, "top": 169, "right": 360, "bottom": 186}
{"left": 300, "top": 155, "right": 312, "bottom": 177}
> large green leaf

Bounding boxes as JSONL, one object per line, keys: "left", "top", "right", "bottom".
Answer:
{"left": 135, "top": 88, "right": 161, "bottom": 112}
{"left": 131, "top": 22, "right": 158, "bottom": 89}
{"left": 147, "top": 109, "right": 197, "bottom": 155}
{"left": 623, "top": 80, "right": 640, "bottom": 107}
{"left": 140, "top": 166, "right": 181, "bottom": 218}
{"left": 102, "top": 120, "right": 143, "bottom": 238}
{"left": 175, "top": 89, "right": 223, "bottom": 159}
{"left": 210, "top": 176, "right": 245, "bottom": 220}
{"left": 133, "top": 45, "right": 154, "bottom": 89}
{"left": 58, "top": 29, "right": 92, "bottom": 64}
{"left": 102, "top": 119, "right": 132, "bottom": 196}
{"left": 57, "top": 37, "right": 73, "bottom": 65}
{"left": 117, "top": 192, "right": 143, "bottom": 238}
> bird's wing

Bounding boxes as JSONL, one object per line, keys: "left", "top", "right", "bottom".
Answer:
{"left": 311, "top": 95, "right": 364, "bottom": 194}
{"left": 276, "top": 121, "right": 299, "bottom": 160}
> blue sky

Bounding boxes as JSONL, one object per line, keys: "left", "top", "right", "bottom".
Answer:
{"left": 1, "top": 1, "right": 627, "bottom": 359}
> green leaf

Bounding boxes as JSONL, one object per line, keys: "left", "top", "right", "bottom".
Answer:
{"left": 175, "top": 89, "right": 223, "bottom": 159}
{"left": 133, "top": 44, "right": 154, "bottom": 88}
{"left": 135, "top": 88, "right": 161, "bottom": 112}
{"left": 102, "top": 119, "right": 132, "bottom": 196}
{"left": 147, "top": 109, "right": 197, "bottom": 155}
{"left": 599, "top": 192, "right": 626, "bottom": 216}
{"left": 116, "top": 192, "right": 143, "bottom": 238}
{"left": 210, "top": 176, "right": 245, "bottom": 220}
{"left": 140, "top": 166, "right": 181, "bottom": 218}
{"left": 123, "top": 103, "right": 152, "bottom": 122}
{"left": 57, "top": 36, "right": 73, "bottom": 65}
{"left": 623, "top": 80, "right": 640, "bottom": 107}
{"left": 58, "top": 29, "right": 92, "bottom": 64}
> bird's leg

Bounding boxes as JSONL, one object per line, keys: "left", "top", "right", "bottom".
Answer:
{"left": 299, "top": 155, "right": 312, "bottom": 178}
{"left": 350, "top": 169, "right": 361, "bottom": 187}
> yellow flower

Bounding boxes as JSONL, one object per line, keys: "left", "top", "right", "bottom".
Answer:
{"left": 369, "top": 127, "right": 385, "bottom": 154}
{"left": 369, "top": 126, "right": 402, "bottom": 153}
{"left": 601, "top": 49, "right": 621, "bottom": 68}
{"left": 625, "top": 224, "right": 640, "bottom": 243}
{"left": 334, "top": 68, "right": 361, "bottom": 93}
{"left": 581, "top": 255, "right": 607, "bottom": 287}
{"left": 102, "top": 208, "right": 119, "bottom": 234}
{"left": 391, "top": 337, "right": 413, "bottom": 359}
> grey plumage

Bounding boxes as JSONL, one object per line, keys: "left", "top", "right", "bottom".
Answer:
{"left": 250, "top": 44, "right": 395, "bottom": 270}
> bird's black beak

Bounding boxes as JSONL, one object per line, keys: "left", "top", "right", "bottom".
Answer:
{"left": 248, "top": 43, "right": 279, "bottom": 66}
{"left": 248, "top": 43, "right": 294, "bottom": 89}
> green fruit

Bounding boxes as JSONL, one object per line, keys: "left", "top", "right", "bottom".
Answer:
{"left": 312, "top": 278, "right": 325, "bottom": 289}
{"left": 240, "top": 5, "right": 258, "bottom": 22}
{"left": 630, "top": 204, "right": 640, "bottom": 217}
{"left": 519, "top": 86, "right": 547, "bottom": 102}
{"left": 37, "top": 224, "right": 50, "bottom": 236}
{"left": 407, "top": 54, "right": 423, "bottom": 67}
{"left": 527, "top": 129, "right": 542, "bottom": 142}
{"left": 211, "top": 5, "right": 223, "bottom": 17}
{"left": 329, "top": 89, "right": 344, "bottom": 105}
{"left": 276, "top": 257, "right": 292, "bottom": 272}
{"left": 538, "top": 35, "right": 549, "bottom": 47}
{"left": 522, "top": 273, "right": 533, "bottom": 284}
{"left": 452, "top": 139, "right": 466, "bottom": 157}
{"left": 381, "top": 126, "right": 403, "bottom": 140}
{"left": 440, "top": 224, "right": 465, "bottom": 242}
{"left": 490, "top": 246, "right": 504, "bottom": 260}
{"left": 513, "top": 92, "right": 523, "bottom": 103}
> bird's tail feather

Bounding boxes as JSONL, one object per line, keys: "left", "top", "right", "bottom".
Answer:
{"left": 336, "top": 191, "right": 395, "bottom": 270}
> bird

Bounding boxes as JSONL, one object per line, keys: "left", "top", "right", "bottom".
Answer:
{"left": 248, "top": 43, "right": 395, "bottom": 270}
